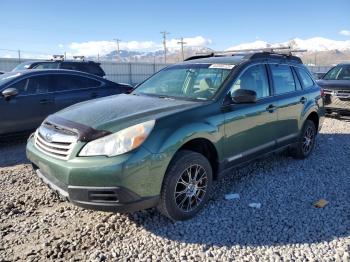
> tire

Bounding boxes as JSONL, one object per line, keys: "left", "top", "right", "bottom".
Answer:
{"left": 290, "top": 120, "right": 316, "bottom": 159}
{"left": 157, "top": 150, "right": 213, "bottom": 221}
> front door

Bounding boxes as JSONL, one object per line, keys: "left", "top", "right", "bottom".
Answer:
{"left": 0, "top": 75, "right": 54, "bottom": 135}
{"left": 223, "top": 64, "right": 278, "bottom": 165}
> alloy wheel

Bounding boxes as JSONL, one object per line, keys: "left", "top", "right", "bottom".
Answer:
{"left": 174, "top": 164, "right": 208, "bottom": 212}
{"left": 302, "top": 126, "right": 315, "bottom": 155}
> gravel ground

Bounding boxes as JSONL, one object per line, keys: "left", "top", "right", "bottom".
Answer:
{"left": 0, "top": 117, "right": 349, "bottom": 262}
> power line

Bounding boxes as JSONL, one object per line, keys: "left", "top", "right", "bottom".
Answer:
{"left": 160, "top": 31, "right": 170, "bottom": 64}
{"left": 177, "top": 37, "right": 187, "bottom": 61}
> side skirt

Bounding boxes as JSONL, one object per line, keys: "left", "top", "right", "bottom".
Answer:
{"left": 218, "top": 142, "right": 297, "bottom": 175}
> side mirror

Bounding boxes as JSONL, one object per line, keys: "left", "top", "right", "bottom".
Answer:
{"left": 231, "top": 89, "right": 257, "bottom": 103}
{"left": 2, "top": 88, "right": 19, "bottom": 99}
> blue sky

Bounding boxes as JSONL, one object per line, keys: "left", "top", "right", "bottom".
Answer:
{"left": 0, "top": 0, "right": 349, "bottom": 57}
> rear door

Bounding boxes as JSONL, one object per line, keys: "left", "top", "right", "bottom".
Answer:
{"left": 223, "top": 63, "right": 278, "bottom": 164}
{"left": 268, "top": 63, "right": 306, "bottom": 146}
{"left": 0, "top": 75, "right": 54, "bottom": 134}
{"left": 52, "top": 74, "right": 103, "bottom": 111}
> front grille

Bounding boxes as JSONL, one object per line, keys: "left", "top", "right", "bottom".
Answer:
{"left": 324, "top": 89, "right": 350, "bottom": 98}
{"left": 34, "top": 124, "right": 78, "bottom": 160}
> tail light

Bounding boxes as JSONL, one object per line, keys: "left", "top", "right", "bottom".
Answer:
{"left": 125, "top": 88, "right": 134, "bottom": 94}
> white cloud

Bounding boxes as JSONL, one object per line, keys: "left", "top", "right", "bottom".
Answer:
{"left": 67, "top": 36, "right": 212, "bottom": 56}
{"left": 339, "top": 30, "right": 350, "bottom": 36}
{"left": 167, "top": 36, "right": 212, "bottom": 49}
{"left": 69, "top": 40, "right": 158, "bottom": 56}
{"left": 58, "top": 43, "right": 64, "bottom": 48}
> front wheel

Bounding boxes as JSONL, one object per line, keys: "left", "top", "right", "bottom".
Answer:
{"left": 157, "top": 150, "right": 213, "bottom": 221}
{"left": 290, "top": 120, "right": 316, "bottom": 159}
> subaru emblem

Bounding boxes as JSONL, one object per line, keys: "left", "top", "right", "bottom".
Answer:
{"left": 45, "top": 133, "right": 53, "bottom": 142}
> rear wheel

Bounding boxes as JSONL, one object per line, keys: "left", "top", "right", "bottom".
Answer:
{"left": 157, "top": 150, "right": 213, "bottom": 221}
{"left": 290, "top": 120, "right": 316, "bottom": 159}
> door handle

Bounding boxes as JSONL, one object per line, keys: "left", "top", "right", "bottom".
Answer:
{"left": 39, "top": 99, "right": 54, "bottom": 104}
{"left": 266, "top": 104, "right": 277, "bottom": 113}
{"left": 300, "top": 97, "right": 307, "bottom": 104}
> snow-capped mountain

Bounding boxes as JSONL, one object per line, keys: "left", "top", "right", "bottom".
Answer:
{"left": 227, "top": 37, "right": 350, "bottom": 52}
{"left": 96, "top": 37, "right": 350, "bottom": 64}
{"left": 100, "top": 46, "right": 213, "bottom": 63}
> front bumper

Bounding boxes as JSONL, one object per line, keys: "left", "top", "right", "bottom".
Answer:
{"left": 35, "top": 168, "right": 159, "bottom": 212}
{"left": 26, "top": 137, "right": 165, "bottom": 213}
{"left": 324, "top": 91, "right": 350, "bottom": 114}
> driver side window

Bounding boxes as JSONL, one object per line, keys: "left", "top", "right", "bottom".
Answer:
{"left": 230, "top": 64, "right": 270, "bottom": 99}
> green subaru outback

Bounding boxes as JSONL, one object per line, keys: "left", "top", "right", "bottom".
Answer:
{"left": 26, "top": 50, "right": 325, "bottom": 221}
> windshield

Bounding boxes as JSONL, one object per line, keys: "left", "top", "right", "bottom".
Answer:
{"left": 0, "top": 72, "right": 22, "bottom": 87}
{"left": 12, "top": 61, "right": 33, "bottom": 71}
{"left": 133, "top": 64, "right": 233, "bottom": 100}
{"left": 323, "top": 65, "right": 350, "bottom": 80}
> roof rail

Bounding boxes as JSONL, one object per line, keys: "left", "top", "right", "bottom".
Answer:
{"left": 185, "top": 46, "right": 306, "bottom": 62}
{"left": 198, "top": 46, "right": 307, "bottom": 56}
{"left": 73, "top": 55, "right": 85, "bottom": 61}
{"left": 52, "top": 55, "right": 64, "bottom": 61}
{"left": 184, "top": 53, "right": 214, "bottom": 61}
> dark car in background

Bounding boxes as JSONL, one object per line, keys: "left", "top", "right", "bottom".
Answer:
{"left": 0, "top": 70, "right": 132, "bottom": 136}
{"left": 317, "top": 64, "right": 350, "bottom": 115}
{"left": 0, "top": 71, "right": 4, "bottom": 75}
{"left": 12, "top": 59, "right": 106, "bottom": 78}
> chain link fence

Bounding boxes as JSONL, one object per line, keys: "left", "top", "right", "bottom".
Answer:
{"left": 0, "top": 57, "right": 331, "bottom": 85}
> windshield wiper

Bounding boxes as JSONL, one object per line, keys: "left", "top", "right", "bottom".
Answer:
{"left": 156, "top": 95, "right": 175, "bottom": 100}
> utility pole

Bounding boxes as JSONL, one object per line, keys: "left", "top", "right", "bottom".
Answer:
{"left": 113, "top": 38, "right": 121, "bottom": 62}
{"left": 314, "top": 52, "right": 317, "bottom": 66}
{"left": 160, "top": 31, "right": 170, "bottom": 64}
{"left": 177, "top": 37, "right": 187, "bottom": 61}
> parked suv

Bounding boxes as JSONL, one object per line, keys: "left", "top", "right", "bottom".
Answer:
{"left": 13, "top": 60, "right": 105, "bottom": 77}
{"left": 317, "top": 63, "right": 350, "bottom": 115}
{"left": 26, "top": 49, "right": 325, "bottom": 221}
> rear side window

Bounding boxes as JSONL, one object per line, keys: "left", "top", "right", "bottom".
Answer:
{"left": 295, "top": 67, "right": 314, "bottom": 89}
{"left": 33, "top": 63, "right": 59, "bottom": 69}
{"left": 88, "top": 64, "right": 105, "bottom": 76}
{"left": 230, "top": 64, "right": 270, "bottom": 99}
{"left": 53, "top": 74, "right": 101, "bottom": 92}
{"left": 9, "top": 75, "right": 51, "bottom": 95}
{"left": 60, "top": 62, "right": 104, "bottom": 76}
{"left": 270, "top": 64, "right": 296, "bottom": 95}
{"left": 60, "top": 63, "right": 88, "bottom": 72}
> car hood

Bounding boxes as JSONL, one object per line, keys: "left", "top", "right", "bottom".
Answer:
{"left": 54, "top": 94, "right": 201, "bottom": 132}
{"left": 317, "top": 79, "right": 350, "bottom": 90}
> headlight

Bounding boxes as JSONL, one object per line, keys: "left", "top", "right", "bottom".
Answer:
{"left": 79, "top": 120, "right": 155, "bottom": 157}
